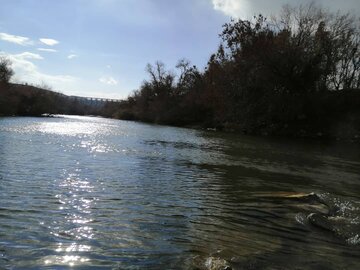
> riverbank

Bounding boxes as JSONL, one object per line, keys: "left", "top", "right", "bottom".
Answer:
{"left": 109, "top": 5, "right": 360, "bottom": 144}
{"left": 2, "top": 81, "right": 360, "bottom": 143}
{"left": 113, "top": 89, "right": 360, "bottom": 143}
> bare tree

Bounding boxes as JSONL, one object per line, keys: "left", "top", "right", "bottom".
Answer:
{"left": 326, "top": 13, "right": 360, "bottom": 89}
{"left": 145, "top": 61, "right": 175, "bottom": 92}
{"left": 273, "top": 3, "right": 360, "bottom": 90}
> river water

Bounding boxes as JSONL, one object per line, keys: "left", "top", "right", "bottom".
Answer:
{"left": 0, "top": 116, "right": 359, "bottom": 270}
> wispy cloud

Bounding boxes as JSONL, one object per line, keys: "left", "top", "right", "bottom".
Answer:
{"left": 212, "top": 0, "right": 250, "bottom": 18}
{"left": 67, "top": 54, "right": 78, "bottom": 59}
{"left": 16, "top": 52, "right": 43, "bottom": 60}
{"left": 99, "top": 76, "right": 118, "bottom": 85}
{"left": 0, "top": 51, "right": 75, "bottom": 87}
{"left": 39, "top": 38, "right": 59, "bottom": 46}
{"left": 0, "top": 32, "right": 33, "bottom": 46}
{"left": 37, "top": 48, "right": 57, "bottom": 52}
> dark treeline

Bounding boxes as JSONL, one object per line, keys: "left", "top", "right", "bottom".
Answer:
{"left": 110, "top": 4, "right": 360, "bottom": 140}
{"left": 0, "top": 82, "right": 118, "bottom": 117}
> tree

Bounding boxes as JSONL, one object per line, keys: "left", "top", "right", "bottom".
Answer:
{"left": 273, "top": 3, "right": 360, "bottom": 90}
{"left": 176, "top": 58, "right": 201, "bottom": 95}
{"left": 0, "top": 57, "right": 14, "bottom": 83}
{"left": 112, "top": 3, "right": 360, "bottom": 137}
{"left": 145, "top": 61, "right": 175, "bottom": 92}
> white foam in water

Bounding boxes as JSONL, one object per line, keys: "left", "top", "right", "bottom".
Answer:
{"left": 347, "top": 234, "right": 360, "bottom": 245}
{"left": 204, "top": 257, "right": 230, "bottom": 270}
{"left": 295, "top": 213, "right": 307, "bottom": 225}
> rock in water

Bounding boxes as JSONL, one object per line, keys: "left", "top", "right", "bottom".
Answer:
{"left": 204, "top": 257, "right": 232, "bottom": 270}
{"left": 308, "top": 212, "right": 360, "bottom": 244}
{"left": 307, "top": 213, "right": 335, "bottom": 232}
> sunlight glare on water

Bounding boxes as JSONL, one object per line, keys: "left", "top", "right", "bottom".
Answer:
{"left": 38, "top": 115, "right": 112, "bottom": 136}
{"left": 42, "top": 165, "right": 97, "bottom": 268}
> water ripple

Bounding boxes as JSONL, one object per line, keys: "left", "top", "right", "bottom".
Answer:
{"left": 0, "top": 116, "right": 359, "bottom": 269}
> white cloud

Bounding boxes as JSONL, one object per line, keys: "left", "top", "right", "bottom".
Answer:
{"left": 212, "top": 0, "right": 250, "bottom": 18}
{"left": 212, "top": 0, "right": 360, "bottom": 19}
{"left": 16, "top": 52, "right": 43, "bottom": 60}
{"left": 67, "top": 54, "right": 78, "bottom": 59}
{"left": 99, "top": 76, "right": 118, "bottom": 85}
{"left": 0, "top": 51, "right": 75, "bottom": 87}
{"left": 0, "top": 32, "right": 32, "bottom": 46}
{"left": 38, "top": 48, "right": 57, "bottom": 52}
{"left": 39, "top": 38, "right": 59, "bottom": 46}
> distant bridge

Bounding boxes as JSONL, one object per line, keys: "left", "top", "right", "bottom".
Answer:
{"left": 69, "top": 96, "right": 122, "bottom": 107}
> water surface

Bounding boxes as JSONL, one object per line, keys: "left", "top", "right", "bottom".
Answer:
{"left": 0, "top": 116, "right": 359, "bottom": 269}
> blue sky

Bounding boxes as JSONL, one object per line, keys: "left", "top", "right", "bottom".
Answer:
{"left": 0, "top": 0, "right": 359, "bottom": 99}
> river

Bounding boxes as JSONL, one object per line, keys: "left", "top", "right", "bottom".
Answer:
{"left": 0, "top": 116, "right": 359, "bottom": 269}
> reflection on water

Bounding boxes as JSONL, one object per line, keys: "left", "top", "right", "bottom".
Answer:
{"left": 42, "top": 167, "right": 96, "bottom": 267}
{"left": 0, "top": 115, "right": 359, "bottom": 269}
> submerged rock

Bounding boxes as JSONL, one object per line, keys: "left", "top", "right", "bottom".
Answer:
{"left": 308, "top": 212, "right": 360, "bottom": 244}
{"left": 253, "top": 191, "right": 360, "bottom": 245}
{"left": 253, "top": 191, "right": 320, "bottom": 201}
{"left": 192, "top": 256, "right": 232, "bottom": 270}
{"left": 307, "top": 213, "right": 335, "bottom": 232}
{"left": 305, "top": 193, "right": 360, "bottom": 245}
{"left": 204, "top": 257, "right": 232, "bottom": 270}
{"left": 253, "top": 191, "right": 330, "bottom": 215}
{"left": 291, "top": 203, "right": 329, "bottom": 215}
